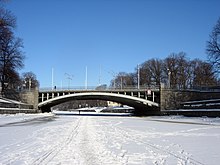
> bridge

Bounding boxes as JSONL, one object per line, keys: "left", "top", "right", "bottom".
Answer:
{"left": 38, "top": 86, "right": 160, "bottom": 113}
{"left": 21, "top": 85, "right": 220, "bottom": 115}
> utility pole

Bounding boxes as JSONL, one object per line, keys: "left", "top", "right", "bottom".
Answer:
{"left": 65, "top": 73, "right": 73, "bottom": 90}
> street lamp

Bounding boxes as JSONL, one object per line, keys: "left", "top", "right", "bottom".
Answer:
{"left": 29, "top": 78, "right": 31, "bottom": 91}
{"left": 167, "top": 69, "right": 171, "bottom": 88}
{"left": 24, "top": 77, "right": 32, "bottom": 91}
{"left": 137, "top": 64, "right": 140, "bottom": 89}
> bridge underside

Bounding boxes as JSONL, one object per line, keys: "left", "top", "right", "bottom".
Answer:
{"left": 38, "top": 92, "right": 160, "bottom": 113}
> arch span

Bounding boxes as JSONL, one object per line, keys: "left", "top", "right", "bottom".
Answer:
{"left": 38, "top": 92, "right": 159, "bottom": 112}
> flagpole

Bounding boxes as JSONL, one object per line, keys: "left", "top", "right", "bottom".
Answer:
{"left": 52, "top": 67, "right": 54, "bottom": 90}
{"left": 85, "top": 66, "right": 88, "bottom": 89}
{"left": 137, "top": 64, "right": 140, "bottom": 89}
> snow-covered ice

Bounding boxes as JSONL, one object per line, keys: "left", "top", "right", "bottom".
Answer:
{"left": 0, "top": 113, "right": 220, "bottom": 165}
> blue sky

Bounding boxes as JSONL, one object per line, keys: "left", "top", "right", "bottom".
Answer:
{"left": 5, "top": 0, "right": 220, "bottom": 88}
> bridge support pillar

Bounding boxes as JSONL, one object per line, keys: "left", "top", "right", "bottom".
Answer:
{"left": 133, "top": 106, "right": 160, "bottom": 116}
{"left": 160, "top": 83, "right": 168, "bottom": 110}
{"left": 20, "top": 88, "right": 39, "bottom": 110}
{"left": 39, "top": 105, "right": 51, "bottom": 113}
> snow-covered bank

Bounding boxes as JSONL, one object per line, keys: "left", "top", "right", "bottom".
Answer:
{"left": 161, "top": 109, "right": 220, "bottom": 117}
{"left": 146, "top": 115, "right": 220, "bottom": 126}
{"left": 0, "top": 113, "right": 55, "bottom": 126}
{"left": 0, "top": 115, "right": 220, "bottom": 164}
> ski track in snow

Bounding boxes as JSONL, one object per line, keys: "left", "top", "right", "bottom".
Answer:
{"left": 0, "top": 117, "right": 81, "bottom": 164}
{"left": 0, "top": 115, "right": 219, "bottom": 164}
{"left": 0, "top": 117, "right": 127, "bottom": 165}
{"left": 93, "top": 118, "right": 206, "bottom": 165}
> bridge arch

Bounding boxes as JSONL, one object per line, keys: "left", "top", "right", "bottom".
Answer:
{"left": 38, "top": 92, "right": 159, "bottom": 112}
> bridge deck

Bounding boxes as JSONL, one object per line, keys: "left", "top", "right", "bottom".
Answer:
{"left": 39, "top": 86, "right": 160, "bottom": 92}
{"left": 38, "top": 88, "right": 160, "bottom": 112}
{"left": 38, "top": 88, "right": 160, "bottom": 104}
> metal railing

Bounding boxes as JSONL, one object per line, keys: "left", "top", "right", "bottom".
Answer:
{"left": 39, "top": 85, "right": 160, "bottom": 92}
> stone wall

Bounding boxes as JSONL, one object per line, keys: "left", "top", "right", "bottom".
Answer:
{"left": 160, "top": 85, "right": 220, "bottom": 110}
{"left": 0, "top": 108, "right": 39, "bottom": 114}
{"left": 20, "top": 88, "right": 39, "bottom": 109}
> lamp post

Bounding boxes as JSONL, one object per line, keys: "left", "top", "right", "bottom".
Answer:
{"left": 29, "top": 78, "right": 31, "bottom": 91}
{"left": 167, "top": 69, "right": 171, "bottom": 88}
{"left": 24, "top": 77, "right": 32, "bottom": 91}
{"left": 137, "top": 64, "right": 140, "bottom": 89}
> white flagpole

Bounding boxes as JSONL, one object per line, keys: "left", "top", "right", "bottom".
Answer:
{"left": 138, "top": 64, "right": 140, "bottom": 89}
{"left": 99, "top": 65, "right": 102, "bottom": 86}
{"left": 52, "top": 67, "right": 54, "bottom": 90}
{"left": 85, "top": 66, "right": 88, "bottom": 89}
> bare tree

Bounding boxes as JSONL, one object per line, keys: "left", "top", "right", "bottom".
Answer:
{"left": 139, "top": 61, "right": 152, "bottom": 86}
{"left": 164, "top": 53, "right": 180, "bottom": 88}
{"left": 110, "top": 72, "right": 135, "bottom": 89}
{"left": 0, "top": 8, "right": 25, "bottom": 95}
{"left": 21, "top": 72, "right": 39, "bottom": 90}
{"left": 206, "top": 17, "right": 220, "bottom": 74}
{"left": 192, "top": 59, "right": 217, "bottom": 87}
{"left": 176, "top": 53, "right": 190, "bottom": 89}
{"left": 163, "top": 52, "right": 191, "bottom": 89}
{"left": 124, "top": 73, "right": 136, "bottom": 87}
{"left": 147, "top": 58, "right": 164, "bottom": 86}
{"left": 109, "top": 53, "right": 218, "bottom": 89}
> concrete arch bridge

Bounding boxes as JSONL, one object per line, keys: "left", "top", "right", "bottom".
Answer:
{"left": 38, "top": 87, "right": 160, "bottom": 113}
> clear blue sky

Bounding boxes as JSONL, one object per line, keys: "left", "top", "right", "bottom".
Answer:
{"left": 5, "top": 0, "right": 220, "bottom": 88}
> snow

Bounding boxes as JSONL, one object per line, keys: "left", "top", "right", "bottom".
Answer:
{"left": 52, "top": 110, "right": 132, "bottom": 116}
{"left": 0, "top": 98, "right": 28, "bottom": 105}
{"left": 0, "top": 113, "right": 220, "bottom": 164}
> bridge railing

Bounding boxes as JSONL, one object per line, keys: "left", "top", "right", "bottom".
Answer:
{"left": 39, "top": 85, "right": 160, "bottom": 92}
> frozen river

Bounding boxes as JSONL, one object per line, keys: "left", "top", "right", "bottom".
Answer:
{"left": 0, "top": 113, "right": 220, "bottom": 165}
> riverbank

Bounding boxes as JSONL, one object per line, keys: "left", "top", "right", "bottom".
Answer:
{"left": 161, "top": 109, "right": 220, "bottom": 117}
{"left": 0, "top": 108, "right": 40, "bottom": 114}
